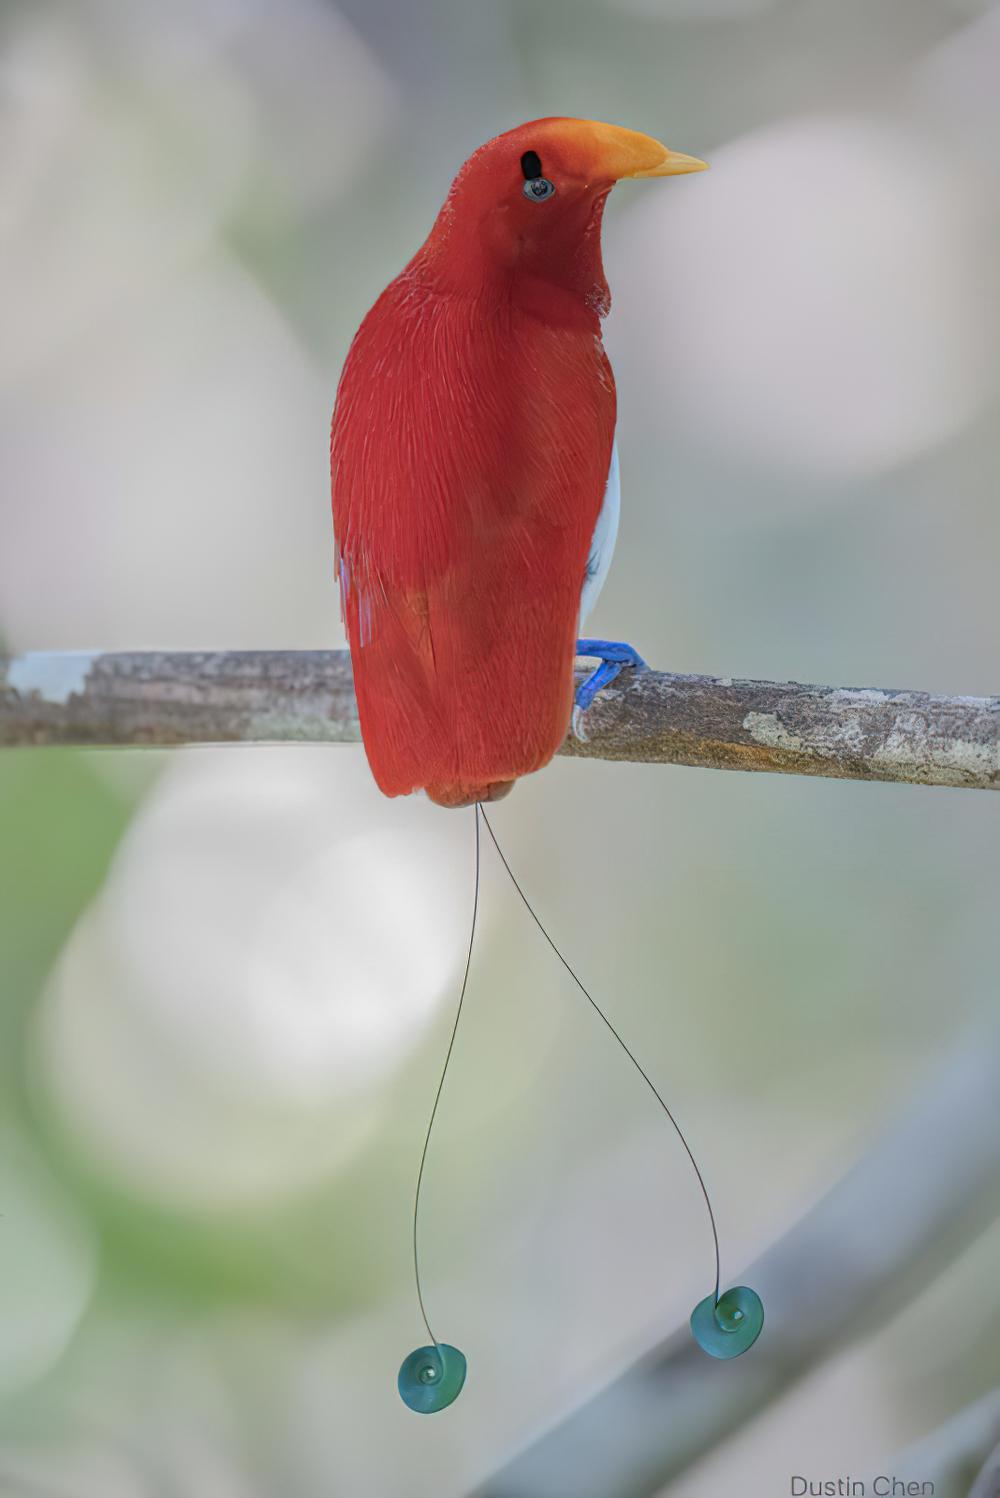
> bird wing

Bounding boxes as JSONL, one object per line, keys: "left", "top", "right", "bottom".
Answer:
{"left": 579, "top": 437, "right": 620, "bottom": 630}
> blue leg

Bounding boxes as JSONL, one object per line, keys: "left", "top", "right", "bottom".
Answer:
{"left": 573, "top": 638, "right": 647, "bottom": 740}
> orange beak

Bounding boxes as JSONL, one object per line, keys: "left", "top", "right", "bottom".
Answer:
{"left": 630, "top": 146, "right": 709, "bottom": 178}
{"left": 581, "top": 120, "right": 708, "bottom": 181}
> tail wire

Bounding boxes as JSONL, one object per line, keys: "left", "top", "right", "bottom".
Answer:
{"left": 411, "top": 799, "right": 722, "bottom": 1351}
{"left": 411, "top": 803, "right": 482, "bottom": 1348}
{"left": 478, "top": 806, "right": 721, "bottom": 1307}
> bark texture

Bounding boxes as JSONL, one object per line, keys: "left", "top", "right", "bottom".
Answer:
{"left": 2, "top": 651, "right": 998, "bottom": 791}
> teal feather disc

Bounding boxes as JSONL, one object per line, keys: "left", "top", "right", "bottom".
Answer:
{"left": 690, "top": 1286, "right": 764, "bottom": 1359}
{"left": 397, "top": 1343, "right": 467, "bottom": 1413}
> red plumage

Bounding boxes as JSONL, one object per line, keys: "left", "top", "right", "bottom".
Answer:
{"left": 331, "top": 118, "right": 702, "bottom": 806}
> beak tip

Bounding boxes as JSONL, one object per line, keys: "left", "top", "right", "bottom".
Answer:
{"left": 629, "top": 148, "right": 709, "bottom": 179}
{"left": 658, "top": 150, "right": 710, "bottom": 177}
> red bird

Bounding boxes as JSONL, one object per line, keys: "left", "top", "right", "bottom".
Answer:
{"left": 331, "top": 118, "right": 706, "bottom": 808}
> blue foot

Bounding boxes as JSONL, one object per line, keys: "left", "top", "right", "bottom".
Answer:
{"left": 573, "top": 639, "right": 647, "bottom": 740}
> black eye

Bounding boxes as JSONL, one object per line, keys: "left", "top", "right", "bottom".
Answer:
{"left": 520, "top": 149, "right": 555, "bottom": 202}
{"left": 523, "top": 176, "right": 555, "bottom": 202}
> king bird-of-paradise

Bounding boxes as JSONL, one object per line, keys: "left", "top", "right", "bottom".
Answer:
{"left": 330, "top": 119, "right": 764, "bottom": 1413}
{"left": 331, "top": 117, "right": 706, "bottom": 808}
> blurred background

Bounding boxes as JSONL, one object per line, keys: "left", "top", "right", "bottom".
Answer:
{"left": 1, "top": 0, "right": 999, "bottom": 1494}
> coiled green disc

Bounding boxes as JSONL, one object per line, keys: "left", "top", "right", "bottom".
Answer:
{"left": 690, "top": 1285, "right": 764, "bottom": 1359}
{"left": 397, "top": 1343, "right": 467, "bottom": 1413}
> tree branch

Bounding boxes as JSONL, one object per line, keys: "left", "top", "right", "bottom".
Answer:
{"left": 970, "top": 1437, "right": 1000, "bottom": 1498}
{"left": 882, "top": 1396, "right": 1000, "bottom": 1498}
{"left": 1, "top": 651, "right": 998, "bottom": 790}
{"left": 474, "top": 1036, "right": 1000, "bottom": 1498}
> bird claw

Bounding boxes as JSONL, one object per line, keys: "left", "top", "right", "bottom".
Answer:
{"left": 573, "top": 639, "right": 647, "bottom": 736}
{"left": 571, "top": 704, "right": 590, "bottom": 743}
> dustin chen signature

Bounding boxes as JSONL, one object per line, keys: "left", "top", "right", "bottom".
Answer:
{"left": 790, "top": 1481, "right": 935, "bottom": 1496}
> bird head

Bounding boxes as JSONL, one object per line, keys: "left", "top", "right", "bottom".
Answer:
{"left": 417, "top": 117, "right": 707, "bottom": 305}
